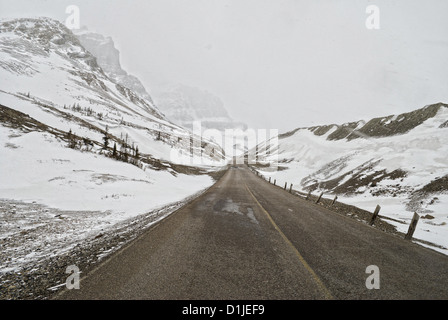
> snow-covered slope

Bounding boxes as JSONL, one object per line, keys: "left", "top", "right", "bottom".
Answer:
{"left": 0, "top": 17, "right": 225, "bottom": 272}
{"left": 250, "top": 103, "right": 448, "bottom": 253}
{"left": 0, "top": 17, "right": 224, "bottom": 164}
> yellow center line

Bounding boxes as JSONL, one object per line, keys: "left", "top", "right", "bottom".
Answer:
{"left": 245, "top": 183, "right": 334, "bottom": 300}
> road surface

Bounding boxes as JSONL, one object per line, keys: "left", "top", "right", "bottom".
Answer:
{"left": 57, "top": 165, "right": 448, "bottom": 299}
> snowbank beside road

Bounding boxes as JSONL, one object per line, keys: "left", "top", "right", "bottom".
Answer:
{"left": 0, "top": 124, "right": 215, "bottom": 272}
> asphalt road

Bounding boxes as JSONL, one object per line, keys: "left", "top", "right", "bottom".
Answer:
{"left": 57, "top": 165, "right": 448, "bottom": 299}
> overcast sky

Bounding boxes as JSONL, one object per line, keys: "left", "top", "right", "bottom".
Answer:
{"left": 1, "top": 0, "right": 448, "bottom": 132}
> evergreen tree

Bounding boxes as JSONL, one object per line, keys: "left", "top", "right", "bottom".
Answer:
{"left": 67, "top": 129, "right": 77, "bottom": 149}
{"left": 102, "top": 125, "right": 109, "bottom": 149}
{"left": 112, "top": 142, "right": 117, "bottom": 158}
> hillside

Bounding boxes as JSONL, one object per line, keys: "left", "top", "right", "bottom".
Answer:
{"left": 250, "top": 103, "right": 448, "bottom": 253}
{"left": 0, "top": 18, "right": 225, "bottom": 164}
{"left": 0, "top": 17, "right": 226, "bottom": 273}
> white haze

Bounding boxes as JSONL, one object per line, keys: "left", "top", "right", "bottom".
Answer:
{"left": 1, "top": 0, "right": 448, "bottom": 132}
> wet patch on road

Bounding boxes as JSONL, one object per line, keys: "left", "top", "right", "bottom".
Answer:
{"left": 213, "top": 198, "right": 259, "bottom": 225}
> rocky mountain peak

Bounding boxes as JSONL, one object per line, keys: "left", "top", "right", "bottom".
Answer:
{"left": 74, "top": 27, "right": 158, "bottom": 111}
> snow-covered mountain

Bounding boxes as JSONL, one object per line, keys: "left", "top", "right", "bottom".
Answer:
{"left": 152, "top": 83, "right": 247, "bottom": 132}
{"left": 0, "top": 17, "right": 224, "bottom": 165}
{"left": 73, "top": 29, "right": 249, "bottom": 158}
{"left": 74, "top": 27, "right": 157, "bottom": 113}
{"left": 73, "top": 28, "right": 249, "bottom": 158}
{"left": 0, "top": 17, "right": 225, "bottom": 272}
{"left": 151, "top": 83, "right": 249, "bottom": 157}
{"left": 72, "top": 30, "right": 247, "bottom": 136}
{"left": 250, "top": 103, "right": 448, "bottom": 253}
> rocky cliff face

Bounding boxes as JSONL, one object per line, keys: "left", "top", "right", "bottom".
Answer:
{"left": 75, "top": 28, "right": 162, "bottom": 109}
{"left": 74, "top": 27, "right": 161, "bottom": 117}
{"left": 283, "top": 103, "right": 447, "bottom": 141}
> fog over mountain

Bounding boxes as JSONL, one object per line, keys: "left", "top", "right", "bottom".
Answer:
{"left": 74, "top": 27, "right": 156, "bottom": 108}
{"left": 4, "top": 1, "right": 447, "bottom": 132}
{"left": 74, "top": 28, "right": 247, "bottom": 140}
{"left": 151, "top": 83, "right": 247, "bottom": 131}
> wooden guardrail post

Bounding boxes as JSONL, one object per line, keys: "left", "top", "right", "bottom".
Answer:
{"left": 369, "top": 205, "right": 381, "bottom": 226}
{"left": 269, "top": 177, "right": 271, "bottom": 183}
{"left": 305, "top": 190, "right": 311, "bottom": 200}
{"left": 315, "top": 191, "right": 323, "bottom": 204}
{"left": 274, "top": 179, "right": 276, "bottom": 186}
{"left": 284, "top": 182, "right": 287, "bottom": 190}
{"left": 331, "top": 195, "right": 338, "bottom": 206}
{"left": 405, "top": 213, "right": 420, "bottom": 240}
{"left": 289, "top": 183, "right": 293, "bottom": 193}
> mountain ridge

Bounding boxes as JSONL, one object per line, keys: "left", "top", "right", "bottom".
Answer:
{"left": 249, "top": 102, "right": 448, "bottom": 252}
{"left": 74, "top": 27, "right": 160, "bottom": 115}
{"left": 73, "top": 28, "right": 247, "bottom": 135}
{"left": 0, "top": 16, "right": 225, "bottom": 166}
{"left": 281, "top": 102, "right": 448, "bottom": 141}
